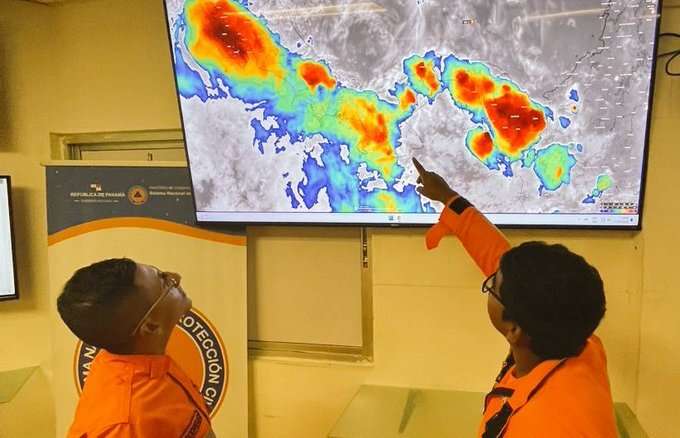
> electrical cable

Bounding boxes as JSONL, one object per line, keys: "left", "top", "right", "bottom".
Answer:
{"left": 658, "top": 32, "right": 680, "bottom": 76}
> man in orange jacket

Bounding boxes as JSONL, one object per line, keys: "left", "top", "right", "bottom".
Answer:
{"left": 57, "top": 258, "right": 216, "bottom": 438}
{"left": 413, "top": 158, "right": 617, "bottom": 437}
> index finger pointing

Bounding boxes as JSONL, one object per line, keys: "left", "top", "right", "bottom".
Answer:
{"left": 412, "top": 157, "right": 427, "bottom": 176}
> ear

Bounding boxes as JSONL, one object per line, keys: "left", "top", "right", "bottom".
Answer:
{"left": 139, "top": 319, "right": 162, "bottom": 337}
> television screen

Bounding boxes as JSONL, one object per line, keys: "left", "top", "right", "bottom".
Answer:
{"left": 0, "top": 176, "right": 18, "bottom": 300}
{"left": 164, "top": 0, "right": 661, "bottom": 228}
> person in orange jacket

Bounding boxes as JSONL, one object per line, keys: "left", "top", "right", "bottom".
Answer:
{"left": 57, "top": 258, "right": 216, "bottom": 438}
{"left": 413, "top": 158, "right": 617, "bottom": 438}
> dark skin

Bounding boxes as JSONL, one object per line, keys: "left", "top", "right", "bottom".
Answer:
{"left": 413, "top": 158, "right": 543, "bottom": 378}
{"left": 113, "top": 263, "right": 218, "bottom": 437}
{"left": 115, "top": 263, "right": 192, "bottom": 355}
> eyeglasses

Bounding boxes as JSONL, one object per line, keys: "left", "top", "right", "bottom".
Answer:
{"left": 481, "top": 271, "right": 504, "bottom": 304}
{"left": 130, "top": 271, "right": 181, "bottom": 337}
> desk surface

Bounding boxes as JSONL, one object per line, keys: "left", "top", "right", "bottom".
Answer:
{"left": 329, "top": 385, "right": 648, "bottom": 438}
{"left": 329, "top": 386, "right": 484, "bottom": 438}
{"left": 0, "top": 367, "right": 37, "bottom": 404}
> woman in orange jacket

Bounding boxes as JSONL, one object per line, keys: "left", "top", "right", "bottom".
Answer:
{"left": 413, "top": 158, "right": 617, "bottom": 438}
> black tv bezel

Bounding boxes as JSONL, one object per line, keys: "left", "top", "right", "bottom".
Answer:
{"left": 0, "top": 175, "right": 19, "bottom": 301}
{"left": 161, "top": 0, "right": 664, "bottom": 231}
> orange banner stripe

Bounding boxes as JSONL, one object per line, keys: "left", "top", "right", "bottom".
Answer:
{"left": 47, "top": 218, "right": 246, "bottom": 247}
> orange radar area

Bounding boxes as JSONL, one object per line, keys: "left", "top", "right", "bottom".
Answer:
{"left": 298, "top": 61, "right": 336, "bottom": 91}
{"left": 186, "top": 0, "right": 284, "bottom": 80}
{"left": 452, "top": 70, "right": 495, "bottom": 106}
{"left": 338, "top": 99, "right": 396, "bottom": 176}
{"left": 399, "top": 88, "right": 417, "bottom": 109}
{"left": 485, "top": 87, "right": 546, "bottom": 155}
{"left": 415, "top": 62, "right": 440, "bottom": 94}
{"left": 470, "top": 130, "right": 494, "bottom": 160}
{"left": 444, "top": 56, "right": 548, "bottom": 159}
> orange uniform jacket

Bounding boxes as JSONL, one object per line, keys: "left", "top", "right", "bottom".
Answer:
{"left": 427, "top": 197, "right": 617, "bottom": 438}
{"left": 68, "top": 350, "right": 212, "bottom": 438}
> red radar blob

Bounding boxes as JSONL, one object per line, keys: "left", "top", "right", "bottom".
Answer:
{"left": 400, "top": 88, "right": 416, "bottom": 108}
{"left": 191, "top": 0, "right": 280, "bottom": 78}
{"left": 454, "top": 71, "right": 495, "bottom": 106}
{"left": 472, "top": 131, "right": 494, "bottom": 159}
{"left": 415, "top": 61, "right": 440, "bottom": 93}
{"left": 484, "top": 91, "right": 546, "bottom": 154}
{"left": 299, "top": 61, "right": 336, "bottom": 91}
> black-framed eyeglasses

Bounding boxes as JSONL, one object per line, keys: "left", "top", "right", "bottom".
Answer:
{"left": 482, "top": 271, "right": 504, "bottom": 304}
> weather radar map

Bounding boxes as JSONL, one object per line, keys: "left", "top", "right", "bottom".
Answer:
{"left": 164, "top": 0, "right": 661, "bottom": 227}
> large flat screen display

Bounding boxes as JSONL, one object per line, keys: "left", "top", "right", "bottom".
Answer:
{"left": 0, "top": 176, "right": 18, "bottom": 300}
{"left": 164, "top": 0, "right": 661, "bottom": 228}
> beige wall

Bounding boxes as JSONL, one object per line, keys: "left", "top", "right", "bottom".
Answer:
{"left": 49, "top": 0, "right": 180, "bottom": 133}
{"left": 0, "top": 0, "right": 54, "bottom": 371}
{"left": 0, "top": 0, "right": 678, "bottom": 436}
{"left": 0, "top": 2, "right": 57, "bottom": 435}
{"left": 636, "top": 4, "right": 680, "bottom": 437}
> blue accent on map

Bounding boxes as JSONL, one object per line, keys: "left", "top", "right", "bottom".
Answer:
{"left": 250, "top": 119, "right": 271, "bottom": 154}
{"left": 569, "top": 89, "right": 580, "bottom": 102}
{"left": 296, "top": 142, "right": 424, "bottom": 213}
{"left": 285, "top": 182, "right": 300, "bottom": 208}
{"left": 174, "top": 45, "right": 208, "bottom": 102}
{"left": 500, "top": 157, "right": 513, "bottom": 177}
{"left": 544, "top": 107, "right": 555, "bottom": 121}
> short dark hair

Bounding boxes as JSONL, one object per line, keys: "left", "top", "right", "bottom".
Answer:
{"left": 57, "top": 258, "right": 138, "bottom": 351}
{"left": 499, "top": 242, "right": 606, "bottom": 359}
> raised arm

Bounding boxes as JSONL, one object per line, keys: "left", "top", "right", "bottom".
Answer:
{"left": 413, "top": 158, "right": 510, "bottom": 276}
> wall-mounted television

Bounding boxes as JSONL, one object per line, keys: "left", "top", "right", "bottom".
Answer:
{"left": 0, "top": 176, "right": 18, "bottom": 300}
{"left": 164, "top": 0, "right": 661, "bottom": 228}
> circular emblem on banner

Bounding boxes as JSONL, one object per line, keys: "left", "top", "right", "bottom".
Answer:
{"left": 127, "top": 185, "right": 149, "bottom": 206}
{"left": 73, "top": 308, "right": 228, "bottom": 417}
